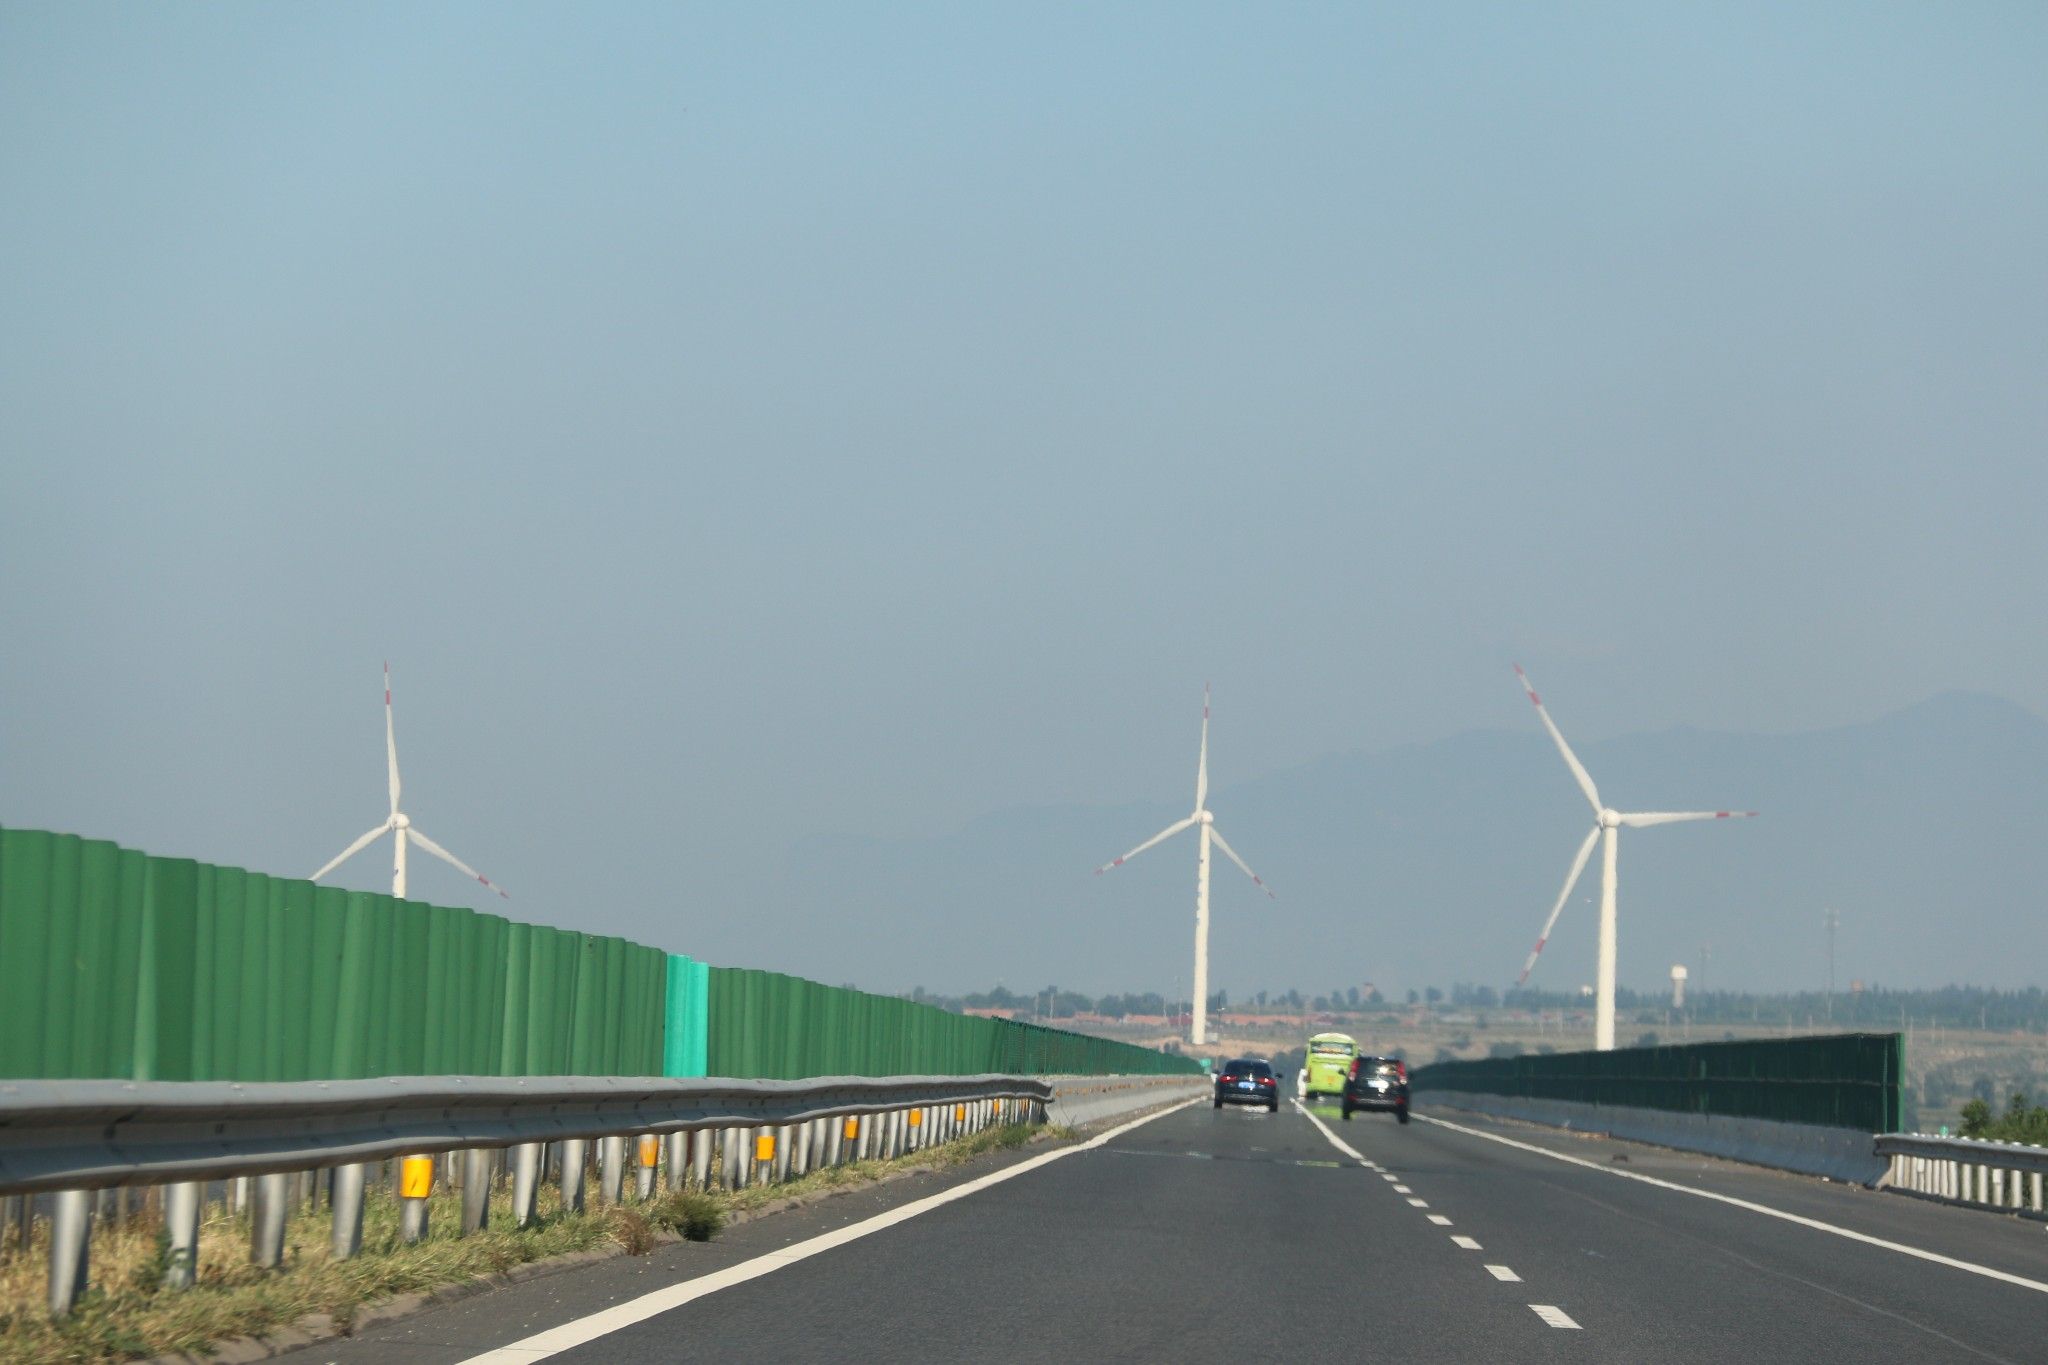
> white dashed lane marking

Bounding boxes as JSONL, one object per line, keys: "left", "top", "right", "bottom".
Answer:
{"left": 1293, "top": 1100, "right": 1590, "bottom": 1336}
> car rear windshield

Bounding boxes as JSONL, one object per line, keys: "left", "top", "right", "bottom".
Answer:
{"left": 1226, "top": 1061, "right": 1271, "bottom": 1077}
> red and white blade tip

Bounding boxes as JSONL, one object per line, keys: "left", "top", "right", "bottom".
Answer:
{"left": 1513, "top": 664, "right": 1541, "bottom": 706}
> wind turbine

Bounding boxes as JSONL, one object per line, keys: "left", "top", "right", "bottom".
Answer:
{"left": 1510, "top": 665, "right": 1751, "bottom": 1051}
{"left": 311, "top": 663, "right": 510, "bottom": 902}
{"left": 1094, "top": 685, "right": 1274, "bottom": 1048}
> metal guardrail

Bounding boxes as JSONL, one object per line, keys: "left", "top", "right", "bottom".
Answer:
{"left": 1877, "top": 1132, "right": 2048, "bottom": 1216}
{"left": 0, "top": 1072, "right": 1067, "bottom": 1318}
{"left": 0, "top": 1073, "right": 1050, "bottom": 1195}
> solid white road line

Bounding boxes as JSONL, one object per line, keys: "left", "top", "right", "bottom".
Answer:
{"left": 1418, "top": 1113, "right": 2048, "bottom": 1298}
{"left": 1530, "top": 1304, "right": 1581, "bottom": 1329}
{"left": 455, "top": 1098, "right": 1204, "bottom": 1363}
{"left": 1428, "top": 1214, "right": 1453, "bottom": 1226}
{"left": 1452, "top": 1235, "right": 1483, "bottom": 1250}
{"left": 1486, "top": 1264, "right": 1522, "bottom": 1282}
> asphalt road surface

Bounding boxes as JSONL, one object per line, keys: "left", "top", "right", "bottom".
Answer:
{"left": 289, "top": 1098, "right": 2048, "bottom": 1363}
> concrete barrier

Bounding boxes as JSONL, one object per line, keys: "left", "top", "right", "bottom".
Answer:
{"left": 1423, "top": 1090, "right": 1886, "bottom": 1185}
{"left": 1044, "top": 1076, "right": 1206, "bottom": 1129}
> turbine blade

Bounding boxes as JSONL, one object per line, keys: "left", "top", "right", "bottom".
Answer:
{"left": 1194, "top": 683, "right": 1211, "bottom": 812}
{"left": 1094, "top": 816, "right": 1198, "bottom": 875}
{"left": 1515, "top": 825, "right": 1601, "bottom": 987}
{"left": 312, "top": 824, "right": 389, "bottom": 883}
{"left": 385, "top": 661, "right": 401, "bottom": 816}
{"left": 407, "top": 828, "right": 511, "bottom": 899}
{"left": 1207, "top": 825, "right": 1276, "bottom": 898}
{"left": 1514, "top": 665, "right": 1602, "bottom": 814}
{"left": 1619, "top": 810, "right": 1758, "bottom": 828}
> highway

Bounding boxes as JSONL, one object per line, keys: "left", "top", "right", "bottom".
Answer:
{"left": 293, "top": 1099, "right": 2048, "bottom": 1364}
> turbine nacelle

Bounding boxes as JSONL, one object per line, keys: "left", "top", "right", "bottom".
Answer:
{"left": 1599, "top": 809, "right": 1620, "bottom": 830}
{"left": 393, "top": 812, "right": 412, "bottom": 831}
{"left": 1196, "top": 810, "right": 1214, "bottom": 824}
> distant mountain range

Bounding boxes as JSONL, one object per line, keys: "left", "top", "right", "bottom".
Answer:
{"left": 774, "top": 693, "right": 2048, "bottom": 999}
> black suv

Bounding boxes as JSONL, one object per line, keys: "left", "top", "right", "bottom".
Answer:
{"left": 1214, "top": 1058, "right": 1280, "bottom": 1112}
{"left": 1341, "top": 1055, "right": 1409, "bottom": 1123}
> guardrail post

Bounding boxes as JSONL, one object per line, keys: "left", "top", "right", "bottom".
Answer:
{"left": 47, "top": 1188, "right": 92, "bottom": 1317}
{"left": 789, "top": 1123, "right": 809, "bottom": 1179}
{"left": 399, "top": 1156, "right": 434, "bottom": 1243}
{"left": 663, "top": 1132, "right": 688, "bottom": 1192}
{"left": 331, "top": 1163, "right": 367, "bottom": 1259}
{"left": 599, "top": 1135, "right": 626, "bottom": 1205}
{"left": 163, "top": 1180, "right": 203, "bottom": 1287}
{"left": 251, "top": 1172, "right": 290, "bottom": 1268}
{"left": 461, "top": 1149, "right": 492, "bottom": 1234}
{"left": 770, "top": 1125, "right": 792, "bottom": 1183}
{"left": 559, "top": 1138, "right": 589, "bottom": 1212}
{"left": 509, "top": 1144, "right": 541, "bottom": 1227}
{"left": 828, "top": 1116, "right": 847, "bottom": 1166}
{"left": 692, "top": 1129, "right": 714, "bottom": 1189}
{"left": 637, "top": 1135, "right": 660, "bottom": 1201}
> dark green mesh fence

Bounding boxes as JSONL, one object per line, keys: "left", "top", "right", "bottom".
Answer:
{"left": 1411, "top": 1033, "right": 1904, "bottom": 1132}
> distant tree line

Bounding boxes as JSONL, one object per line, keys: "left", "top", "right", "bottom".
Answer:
{"left": 899, "top": 982, "right": 2048, "bottom": 1033}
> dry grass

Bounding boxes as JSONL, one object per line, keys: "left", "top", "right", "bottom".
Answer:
{"left": 0, "top": 1120, "right": 1064, "bottom": 1362}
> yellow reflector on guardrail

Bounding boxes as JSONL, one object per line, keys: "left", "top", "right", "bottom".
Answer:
{"left": 638, "top": 1135, "right": 659, "bottom": 1168}
{"left": 843, "top": 1117, "right": 860, "bottom": 1140}
{"left": 399, "top": 1155, "right": 434, "bottom": 1199}
{"left": 755, "top": 1133, "right": 776, "bottom": 1162}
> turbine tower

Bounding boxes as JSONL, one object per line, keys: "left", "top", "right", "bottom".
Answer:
{"left": 311, "top": 663, "right": 510, "bottom": 902}
{"left": 1511, "top": 666, "right": 1751, "bottom": 1051}
{"left": 1094, "top": 685, "right": 1274, "bottom": 1048}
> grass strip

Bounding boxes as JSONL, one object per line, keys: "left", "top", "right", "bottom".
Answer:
{"left": 0, "top": 1122, "right": 1060, "bottom": 1363}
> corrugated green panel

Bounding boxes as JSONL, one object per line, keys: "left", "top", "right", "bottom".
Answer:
{"left": 275, "top": 879, "right": 313, "bottom": 1080}
{"left": 1410, "top": 1033, "right": 1905, "bottom": 1132}
{"left": 71, "top": 839, "right": 120, "bottom": 1077}
{"left": 701, "top": 965, "right": 1199, "bottom": 1081}
{"left": 1, "top": 821, "right": 1188, "bottom": 1084}
{"left": 235, "top": 871, "right": 269, "bottom": 1081}
{"left": 142, "top": 857, "right": 199, "bottom": 1082}
{"left": 42, "top": 835, "right": 82, "bottom": 1080}
{"left": 108, "top": 848, "right": 147, "bottom": 1079}
{"left": 0, "top": 830, "right": 54, "bottom": 1077}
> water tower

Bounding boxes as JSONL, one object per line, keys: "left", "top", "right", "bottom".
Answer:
{"left": 1670, "top": 964, "right": 1689, "bottom": 1010}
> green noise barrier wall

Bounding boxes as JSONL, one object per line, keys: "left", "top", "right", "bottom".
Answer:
{"left": 706, "top": 967, "right": 1199, "bottom": 1078}
{"left": 1411, "top": 1033, "right": 1904, "bottom": 1133}
{"left": 0, "top": 826, "right": 663, "bottom": 1081}
{"left": 0, "top": 825, "right": 1194, "bottom": 1083}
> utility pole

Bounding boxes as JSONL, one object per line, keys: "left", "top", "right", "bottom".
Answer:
{"left": 1825, "top": 908, "right": 1840, "bottom": 1023}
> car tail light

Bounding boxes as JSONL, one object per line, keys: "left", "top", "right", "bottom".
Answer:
{"left": 1393, "top": 1061, "right": 1407, "bottom": 1080}
{"left": 1348, "top": 1059, "right": 1361, "bottom": 1080}
{"left": 1259, "top": 1077, "right": 1274, "bottom": 1087}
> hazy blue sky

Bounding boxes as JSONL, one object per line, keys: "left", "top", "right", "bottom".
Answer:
{"left": 4, "top": 4, "right": 2043, "bottom": 991}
